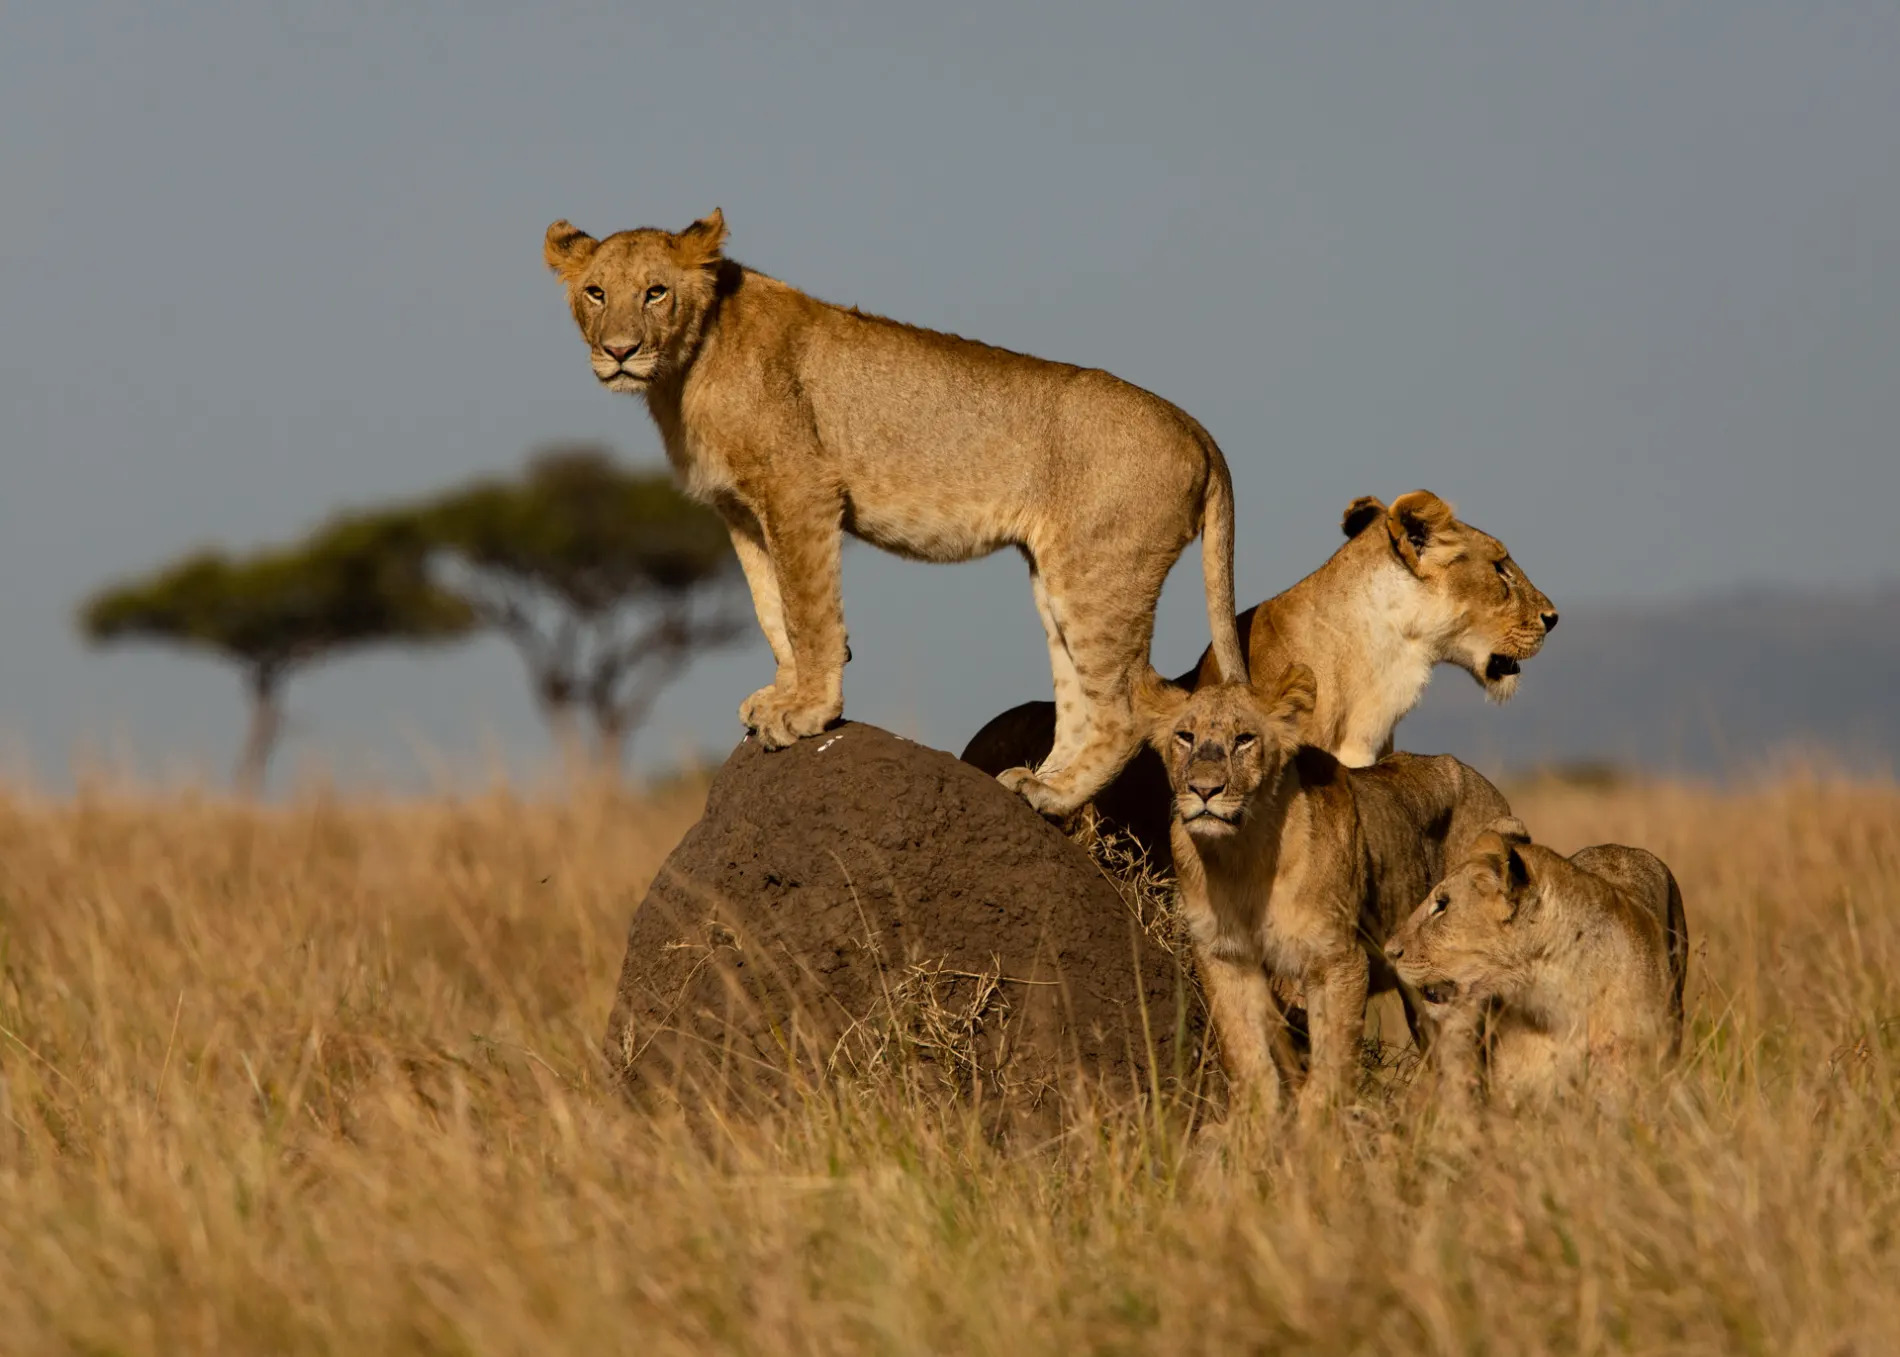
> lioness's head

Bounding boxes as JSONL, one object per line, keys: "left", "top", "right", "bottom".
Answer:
{"left": 1141, "top": 666, "right": 1317, "bottom": 843}
{"left": 542, "top": 210, "right": 731, "bottom": 394}
{"left": 1344, "top": 490, "right": 1559, "bottom": 703}
{"left": 1385, "top": 816, "right": 1540, "bottom": 1005}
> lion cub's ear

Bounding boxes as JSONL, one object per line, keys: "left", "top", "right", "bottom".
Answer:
{"left": 1341, "top": 495, "right": 1386, "bottom": 539}
{"left": 1264, "top": 663, "right": 1318, "bottom": 733}
{"left": 1134, "top": 674, "right": 1193, "bottom": 746}
{"left": 1501, "top": 840, "right": 1535, "bottom": 916}
{"left": 675, "top": 208, "right": 729, "bottom": 269}
{"left": 544, "top": 220, "right": 599, "bottom": 280}
{"left": 1386, "top": 490, "right": 1458, "bottom": 574}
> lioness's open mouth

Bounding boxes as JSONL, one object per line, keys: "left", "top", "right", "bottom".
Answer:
{"left": 1484, "top": 654, "right": 1521, "bottom": 682}
{"left": 1420, "top": 980, "right": 1459, "bottom": 1005}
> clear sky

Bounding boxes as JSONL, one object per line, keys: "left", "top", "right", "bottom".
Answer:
{"left": 4, "top": 2, "right": 1897, "bottom": 789}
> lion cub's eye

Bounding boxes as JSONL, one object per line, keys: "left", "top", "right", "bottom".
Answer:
{"left": 1174, "top": 730, "right": 1194, "bottom": 749}
{"left": 1493, "top": 560, "right": 1510, "bottom": 580}
{"left": 1429, "top": 893, "right": 1450, "bottom": 917}
{"left": 582, "top": 285, "right": 605, "bottom": 303}
{"left": 1232, "top": 732, "right": 1257, "bottom": 749}
{"left": 645, "top": 284, "right": 669, "bottom": 303}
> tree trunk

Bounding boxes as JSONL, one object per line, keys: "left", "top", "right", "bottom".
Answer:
{"left": 234, "top": 666, "right": 284, "bottom": 796}
{"left": 590, "top": 647, "right": 689, "bottom": 785}
{"left": 537, "top": 692, "right": 593, "bottom": 781}
{"left": 593, "top": 715, "right": 630, "bottom": 781}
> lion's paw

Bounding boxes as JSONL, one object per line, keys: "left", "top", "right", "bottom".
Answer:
{"left": 996, "top": 767, "right": 1083, "bottom": 820}
{"left": 740, "top": 688, "right": 840, "bottom": 750}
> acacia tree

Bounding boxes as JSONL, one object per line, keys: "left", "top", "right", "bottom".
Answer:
{"left": 418, "top": 445, "right": 752, "bottom": 771}
{"left": 79, "top": 514, "right": 478, "bottom": 792}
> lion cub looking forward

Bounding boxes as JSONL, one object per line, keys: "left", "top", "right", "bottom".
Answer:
{"left": 543, "top": 209, "right": 1247, "bottom": 817}
{"left": 1385, "top": 818, "right": 1689, "bottom": 1109}
{"left": 1146, "top": 669, "right": 1513, "bottom": 1113}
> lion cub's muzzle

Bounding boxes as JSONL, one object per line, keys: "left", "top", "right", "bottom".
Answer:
{"left": 1175, "top": 761, "right": 1243, "bottom": 835}
{"left": 592, "top": 341, "right": 656, "bottom": 389}
{"left": 1176, "top": 794, "right": 1240, "bottom": 830}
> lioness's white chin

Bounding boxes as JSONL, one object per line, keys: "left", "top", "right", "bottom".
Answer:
{"left": 1481, "top": 672, "right": 1521, "bottom": 705}
{"left": 596, "top": 372, "right": 653, "bottom": 393}
{"left": 1468, "top": 651, "right": 1523, "bottom": 705}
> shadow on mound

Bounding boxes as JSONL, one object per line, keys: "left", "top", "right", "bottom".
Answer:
{"left": 602, "top": 722, "right": 1216, "bottom": 1141}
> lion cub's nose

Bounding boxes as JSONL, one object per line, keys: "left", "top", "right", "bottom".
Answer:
{"left": 602, "top": 341, "right": 642, "bottom": 363}
{"left": 1187, "top": 769, "right": 1226, "bottom": 801}
{"left": 1540, "top": 610, "right": 1560, "bottom": 632}
{"left": 1384, "top": 937, "right": 1406, "bottom": 961}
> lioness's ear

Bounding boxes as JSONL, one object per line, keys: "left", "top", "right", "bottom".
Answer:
{"left": 1341, "top": 495, "right": 1386, "bottom": 539}
{"left": 1386, "top": 490, "right": 1457, "bottom": 574}
{"left": 1487, "top": 816, "right": 1531, "bottom": 846}
{"left": 1265, "top": 663, "right": 1318, "bottom": 730}
{"left": 544, "top": 220, "right": 599, "bottom": 280}
{"left": 675, "top": 208, "right": 728, "bottom": 268}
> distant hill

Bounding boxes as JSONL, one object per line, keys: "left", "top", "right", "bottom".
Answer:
{"left": 1397, "top": 581, "right": 1900, "bottom": 780}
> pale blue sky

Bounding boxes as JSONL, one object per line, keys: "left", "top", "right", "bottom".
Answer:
{"left": 4, "top": 2, "right": 1896, "bottom": 788}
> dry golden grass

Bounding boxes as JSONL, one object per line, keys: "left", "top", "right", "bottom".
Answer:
{"left": 0, "top": 768, "right": 1896, "bottom": 1355}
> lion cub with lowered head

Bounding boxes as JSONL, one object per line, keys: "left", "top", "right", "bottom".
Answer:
{"left": 1146, "top": 668, "right": 1513, "bottom": 1112}
{"left": 1384, "top": 818, "right": 1689, "bottom": 1109}
{"left": 543, "top": 209, "right": 1247, "bottom": 817}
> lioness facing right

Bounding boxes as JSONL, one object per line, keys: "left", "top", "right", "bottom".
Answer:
{"left": 1145, "top": 667, "right": 1514, "bottom": 1115}
{"left": 1385, "top": 818, "right": 1689, "bottom": 1110}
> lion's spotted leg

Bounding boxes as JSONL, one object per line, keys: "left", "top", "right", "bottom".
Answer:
{"left": 1027, "top": 565, "right": 1087, "bottom": 776}
{"left": 1004, "top": 550, "right": 1167, "bottom": 817}
{"left": 742, "top": 491, "right": 847, "bottom": 750}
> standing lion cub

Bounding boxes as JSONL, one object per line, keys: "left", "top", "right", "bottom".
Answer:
{"left": 1385, "top": 818, "right": 1690, "bottom": 1109}
{"left": 542, "top": 209, "right": 1247, "bottom": 816}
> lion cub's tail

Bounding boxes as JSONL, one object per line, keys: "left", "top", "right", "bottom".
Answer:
{"left": 1200, "top": 449, "right": 1249, "bottom": 685}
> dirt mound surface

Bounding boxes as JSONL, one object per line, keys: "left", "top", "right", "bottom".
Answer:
{"left": 603, "top": 722, "right": 1211, "bottom": 1138}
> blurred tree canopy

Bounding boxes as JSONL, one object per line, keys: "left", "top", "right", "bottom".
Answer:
{"left": 414, "top": 445, "right": 750, "bottom": 771}
{"left": 80, "top": 513, "right": 477, "bottom": 792}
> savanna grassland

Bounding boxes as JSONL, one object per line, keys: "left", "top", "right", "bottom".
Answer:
{"left": 0, "top": 767, "right": 1896, "bottom": 1355}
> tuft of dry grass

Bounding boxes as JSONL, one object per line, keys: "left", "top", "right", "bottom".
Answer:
{"left": 0, "top": 770, "right": 1896, "bottom": 1354}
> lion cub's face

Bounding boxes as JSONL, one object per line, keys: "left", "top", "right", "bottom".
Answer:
{"left": 542, "top": 210, "right": 730, "bottom": 394}
{"left": 1368, "top": 491, "right": 1560, "bottom": 703}
{"left": 1385, "top": 817, "right": 1536, "bottom": 1004}
{"left": 1146, "top": 667, "right": 1316, "bottom": 843}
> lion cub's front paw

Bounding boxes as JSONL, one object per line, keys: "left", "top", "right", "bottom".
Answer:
{"left": 740, "top": 687, "right": 840, "bottom": 751}
{"left": 996, "top": 767, "right": 1082, "bottom": 820}
{"left": 738, "top": 684, "right": 781, "bottom": 733}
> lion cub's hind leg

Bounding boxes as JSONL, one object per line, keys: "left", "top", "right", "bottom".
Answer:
{"left": 1026, "top": 563, "right": 1088, "bottom": 777}
{"left": 1001, "top": 546, "right": 1171, "bottom": 817}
